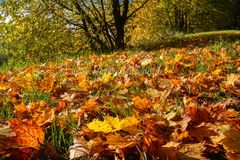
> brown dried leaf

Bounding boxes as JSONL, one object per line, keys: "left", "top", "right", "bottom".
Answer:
{"left": 188, "top": 125, "right": 218, "bottom": 142}
{"left": 69, "top": 136, "right": 89, "bottom": 160}
{"left": 179, "top": 143, "right": 207, "bottom": 160}
{"left": 224, "top": 74, "right": 240, "bottom": 87}
{"left": 222, "top": 128, "right": 240, "bottom": 153}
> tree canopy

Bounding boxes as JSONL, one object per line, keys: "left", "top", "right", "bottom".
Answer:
{"left": 44, "top": 0, "right": 148, "bottom": 50}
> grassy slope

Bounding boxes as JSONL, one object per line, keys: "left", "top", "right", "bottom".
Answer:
{"left": 0, "top": 33, "right": 240, "bottom": 159}
{"left": 183, "top": 30, "right": 240, "bottom": 37}
{"left": 1, "top": 30, "right": 240, "bottom": 72}
{"left": 158, "top": 30, "right": 240, "bottom": 49}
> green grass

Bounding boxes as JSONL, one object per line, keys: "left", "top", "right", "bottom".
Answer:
{"left": 181, "top": 30, "right": 240, "bottom": 38}
{"left": 0, "top": 97, "right": 15, "bottom": 120}
{"left": 44, "top": 117, "right": 78, "bottom": 159}
{"left": 22, "top": 90, "right": 51, "bottom": 103}
{"left": 0, "top": 30, "right": 239, "bottom": 72}
{"left": 156, "top": 30, "right": 240, "bottom": 49}
{"left": 0, "top": 49, "right": 91, "bottom": 72}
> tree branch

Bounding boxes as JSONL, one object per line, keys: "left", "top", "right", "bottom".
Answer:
{"left": 126, "top": 0, "right": 148, "bottom": 21}
{"left": 52, "top": 0, "right": 74, "bottom": 12}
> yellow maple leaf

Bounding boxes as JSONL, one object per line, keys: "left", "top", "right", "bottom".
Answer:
{"left": 0, "top": 82, "right": 11, "bottom": 91}
{"left": 87, "top": 116, "right": 139, "bottom": 133}
{"left": 86, "top": 119, "right": 113, "bottom": 133}
{"left": 103, "top": 116, "right": 121, "bottom": 130}
{"left": 120, "top": 117, "right": 139, "bottom": 129}
{"left": 212, "top": 68, "right": 222, "bottom": 76}
{"left": 174, "top": 54, "right": 183, "bottom": 62}
{"left": 101, "top": 72, "right": 112, "bottom": 83}
{"left": 77, "top": 75, "right": 90, "bottom": 90}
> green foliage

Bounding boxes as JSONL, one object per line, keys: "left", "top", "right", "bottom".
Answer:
{"left": 0, "top": 97, "right": 15, "bottom": 120}
{"left": 0, "top": 55, "right": 8, "bottom": 66}
{"left": 129, "top": 0, "right": 239, "bottom": 48}
{"left": 0, "top": 0, "right": 84, "bottom": 61}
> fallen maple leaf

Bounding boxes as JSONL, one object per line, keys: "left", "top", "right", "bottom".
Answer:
{"left": 14, "top": 102, "right": 29, "bottom": 119}
{"left": 132, "top": 96, "right": 151, "bottom": 113}
{"left": 221, "top": 128, "right": 240, "bottom": 153}
{"left": 101, "top": 72, "right": 112, "bottom": 83}
{"left": 185, "top": 106, "right": 214, "bottom": 125}
{"left": 178, "top": 143, "right": 207, "bottom": 160}
{"left": 212, "top": 68, "right": 222, "bottom": 76}
{"left": 77, "top": 75, "right": 90, "bottom": 90}
{"left": 9, "top": 118, "right": 44, "bottom": 149}
{"left": 87, "top": 116, "right": 139, "bottom": 133}
{"left": 69, "top": 136, "right": 89, "bottom": 160}
{"left": 224, "top": 73, "right": 240, "bottom": 87}
{"left": 188, "top": 125, "right": 217, "bottom": 142}
{"left": 89, "top": 133, "right": 137, "bottom": 159}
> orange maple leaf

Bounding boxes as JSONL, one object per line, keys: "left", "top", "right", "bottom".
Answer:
{"left": 77, "top": 75, "right": 90, "bottom": 90}
{"left": 9, "top": 119, "right": 44, "bottom": 149}
{"left": 14, "top": 102, "right": 29, "bottom": 118}
{"left": 132, "top": 96, "right": 151, "bottom": 113}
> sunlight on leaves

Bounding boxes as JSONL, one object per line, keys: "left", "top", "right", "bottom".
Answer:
{"left": 101, "top": 72, "right": 112, "bottom": 83}
{"left": 9, "top": 118, "right": 44, "bottom": 149}
{"left": 87, "top": 116, "right": 139, "bottom": 133}
{"left": 77, "top": 75, "right": 90, "bottom": 90}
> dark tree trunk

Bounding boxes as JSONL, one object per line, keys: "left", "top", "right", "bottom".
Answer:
{"left": 112, "top": 0, "right": 126, "bottom": 50}
{"left": 115, "top": 22, "right": 125, "bottom": 49}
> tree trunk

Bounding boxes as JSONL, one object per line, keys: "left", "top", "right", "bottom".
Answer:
{"left": 51, "top": 0, "right": 149, "bottom": 51}
{"left": 115, "top": 23, "right": 125, "bottom": 49}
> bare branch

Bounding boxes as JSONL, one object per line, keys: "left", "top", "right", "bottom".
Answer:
{"left": 126, "top": 0, "right": 148, "bottom": 21}
{"left": 52, "top": 0, "right": 74, "bottom": 12}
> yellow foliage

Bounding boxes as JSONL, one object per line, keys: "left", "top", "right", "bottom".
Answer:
{"left": 87, "top": 116, "right": 139, "bottom": 133}
{"left": 174, "top": 54, "right": 183, "bottom": 62}
{"left": 0, "top": 83, "right": 11, "bottom": 91}
{"left": 101, "top": 72, "right": 112, "bottom": 83}
{"left": 133, "top": 96, "right": 149, "bottom": 108}
{"left": 85, "top": 99, "right": 97, "bottom": 106}
{"left": 14, "top": 102, "right": 28, "bottom": 114}
{"left": 212, "top": 68, "right": 222, "bottom": 76}
{"left": 77, "top": 75, "right": 90, "bottom": 90}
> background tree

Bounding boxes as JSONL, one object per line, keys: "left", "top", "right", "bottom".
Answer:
{"left": 44, "top": 0, "right": 148, "bottom": 50}
{"left": 0, "top": 0, "right": 83, "bottom": 61}
{"left": 129, "top": 0, "right": 239, "bottom": 48}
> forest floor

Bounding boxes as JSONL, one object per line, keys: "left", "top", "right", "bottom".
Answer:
{"left": 0, "top": 33, "right": 240, "bottom": 159}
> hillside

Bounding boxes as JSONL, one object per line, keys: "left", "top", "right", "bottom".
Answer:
{"left": 0, "top": 40, "right": 240, "bottom": 159}
{"left": 151, "top": 30, "right": 240, "bottom": 49}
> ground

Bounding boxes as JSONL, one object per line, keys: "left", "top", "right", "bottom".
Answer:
{"left": 0, "top": 34, "right": 240, "bottom": 160}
